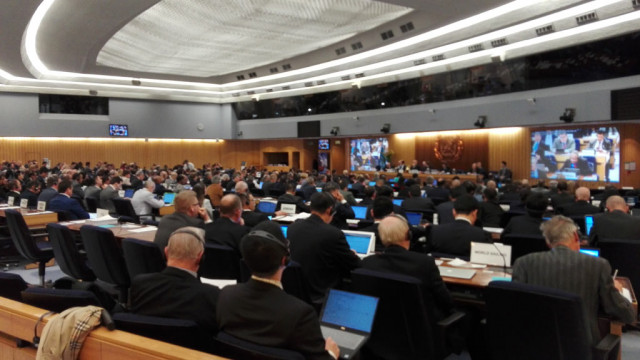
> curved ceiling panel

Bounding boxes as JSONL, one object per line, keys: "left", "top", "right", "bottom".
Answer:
{"left": 97, "top": 0, "right": 412, "bottom": 77}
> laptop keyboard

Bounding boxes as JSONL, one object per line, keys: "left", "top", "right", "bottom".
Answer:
{"left": 321, "top": 327, "right": 365, "bottom": 350}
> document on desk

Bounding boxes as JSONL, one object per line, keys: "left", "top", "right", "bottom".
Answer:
{"left": 447, "top": 258, "right": 487, "bottom": 269}
{"left": 128, "top": 227, "right": 157, "bottom": 233}
{"left": 272, "top": 212, "right": 311, "bottom": 222}
{"left": 621, "top": 288, "right": 632, "bottom": 303}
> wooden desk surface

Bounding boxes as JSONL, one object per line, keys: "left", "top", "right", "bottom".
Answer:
{"left": 158, "top": 204, "right": 175, "bottom": 216}
{"left": 65, "top": 222, "right": 157, "bottom": 243}
{"left": 0, "top": 207, "right": 59, "bottom": 227}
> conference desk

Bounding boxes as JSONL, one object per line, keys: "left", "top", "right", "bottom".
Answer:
{"left": 158, "top": 204, "right": 175, "bottom": 216}
{"left": 0, "top": 206, "right": 58, "bottom": 228}
{"left": 64, "top": 222, "right": 157, "bottom": 243}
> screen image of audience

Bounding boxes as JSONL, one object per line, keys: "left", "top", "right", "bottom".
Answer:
{"left": 530, "top": 127, "right": 619, "bottom": 182}
{"left": 350, "top": 138, "right": 389, "bottom": 171}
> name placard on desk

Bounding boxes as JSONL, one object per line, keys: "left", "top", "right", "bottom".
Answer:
{"left": 471, "top": 242, "right": 512, "bottom": 267}
{"left": 280, "top": 203, "right": 296, "bottom": 215}
{"left": 37, "top": 201, "right": 46, "bottom": 211}
{"left": 20, "top": 199, "right": 29, "bottom": 209}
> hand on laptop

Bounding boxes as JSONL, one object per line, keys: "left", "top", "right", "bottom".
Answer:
{"left": 325, "top": 337, "right": 340, "bottom": 359}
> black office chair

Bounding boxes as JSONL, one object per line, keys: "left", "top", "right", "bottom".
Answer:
{"left": 5, "top": 209, "right": 54, "bottom": 286}
{"left": 47, "top": 223, "right": 96, "bottom": 282}
{"left": 21, "top": 288, "right": 102, "bottom": 313}
{"left": 599, "top": 238, "right": 640, "bottom": 300}
{"left": 350, "top": 268, "right": 465, "bottom": 360}
{"left": 112, "top": 313, "right": 214, "bottom": 353}
{"left": 122, "top": 238, "right": 166, "bottom": 280}
{"left": 214, "top": 331, "right": 304, "bottom": 360}
{"left": 85, "top": 197, "right": 98, "bottom": 213}
{"left": 80, "top": 225, "right": 130, "bottom": 304}
{"left": 198, "top": 243, "right": 241, "bottom": 281}
{"left": 0, "top": 272, "right": 28, "bottom": 301}
{"left": 501, "top": 234, "right": 549, "bottom": 264}
{"left": 112, "top": 198, "right": 152, "bottom": 224}
{"left": 485, "top": 281, "right": 620, "bottom": 360}
{"left": 281, "top": 261, "right": 312, "bottom": 305}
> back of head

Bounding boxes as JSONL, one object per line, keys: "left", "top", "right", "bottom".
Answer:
{"left": 286, "top": 181, "right": 297, "bottom": 193}
{"left": 241, "top": 230, "right": 289, "bottom": 277}
{"left": 166, "top": 227, "right": 205, "bottom": 261}
{"left": 606, "top": 195, "right": 627, "bottom": 212}
{"left": 372, "top": 197, "right": 394, "bottom": 219}
{"left": 575, "top": 187, "right": 590, "bottom": 201}
{"left": 378, "top": 215, "right": 409, "bottom": 247}
{"left": 322, "top": 181, "right": 340, "bottom": 194}
{"left": 57, "top": 179, "right": 72, "bottom": 193}
{"left": 310, "top": 192, "right": 334, "bottom": 213}
{"left": 175, "top": 190, "right": 197, "bottom": 213}
{"left": 376, "top": 185, "right": 394, "bottom": 198}
{"left": 525, "top": 192, "right": 548, "bottom": 218}
{"left": 483, "top": 188, "right": 498, "bottom": 202}
{"left": 110, "top": 176, "right": 122, "bottom": 185}
{"left": 220, "top": 194, "right": 242, "bottom": 217}
{"left": 557, "top": 181, "right": 568, "bottom": 192}
{"left": 235, "top": 181, "right": 248, "bottom": 194}
{"left": 450, "top": 186, "right": 466, "bottom": 201}
{"left": 46, "top": 175, "right": 59, "bottom": 188}
{"left": 453, "top": 194, "right": 478, "bottom": 214}
{"left": 540, "top": 215, "right": 577, "bottom": 247}
{"left": 408, "top": 184, "right": 421, "bottom": 198}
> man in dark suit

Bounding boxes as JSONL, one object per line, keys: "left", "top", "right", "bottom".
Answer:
{"left": 562, "top": 151, "right": 593, "bottom": 177}
{"left": 288, "top": 192, "right": 361, "bottom": 304}
{"left": 426, "top": 179, "right": 450, "bottom": 204}
{"left": 277, "top": 181, "right": 310, "bottom": 213}
{"left": 300, "top": 176, "right": 317, "bottom": 201}
{"left": 99, "top": 175, "right": 123, "bottom": 214}
{"left": 131, "top": 227, "right": 220, "bottom": 337}
{"left": 322, "top": 182, "right": 355, "bottom": 229}
{"left": 19, "top": 180, "right": 40, "bottom": 208}
{"left": 478, "top": 188, "right": 504, "bottom": 228}
{"left": 513, "top": 216, "right": 635, "bottom": 346}
{"left": 589, "top": 195, "right": 640, "bottom": 246}
{"left": 435, "top": 186, "right": 465, "bottom": 225}
{"left": 561, "top": 187, "right": 600, "bottom": 217}
{"left": 217, "top": 226, "right": 339, "bottom": 360}
{"left": 205, "top": 194, "right": 250, "bottom": 254}
{"left": 239, "top": 192, "right": 270, "bottom": 228}
{"left": 501, "top": 192, "right": 548, "bottom": 240}
{"left": 531, "top": 132, "right": 549, "bottom": 155}
{"left": 360, "top": 197, "right": 394, "bottom": 252}
{"left": 401, "top": 184, "right": 435, "bottom": 213}
{"left": 497, "top": 161, "right": 512, "bottom": 183}
{"left": 351, "top": 176, "right": 366, "bottom": 197}
{"left": 38, "top": 175, "right": 59, "bottom": 207}
{"left": 429, "top": 194, "right": 492, "bottom": 256}
{"left": 550, "top": 181, "right": 575, "bottom": 212}
{"left": 362, "top": 215, "right": 453, "bottom": 321}
{"left": 154, "top": 190, "right": 211, "bottom": 250}
{"left": 48, "top": 179, "right": 89, "bottom": 220}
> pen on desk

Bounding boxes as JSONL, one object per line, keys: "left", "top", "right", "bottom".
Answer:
{"left": 612, "top": 269, "right": 618, "bottom": 280}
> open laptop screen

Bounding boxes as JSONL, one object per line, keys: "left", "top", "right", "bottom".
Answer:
{"left": 580, "top": 248, "right": 599, "bottom": 257}
{"left": 321, "top": 289, "right": 378, "bottom": 333}
{"left": 405, "top": 212, "right": 422, "bottom": 226}
{"left": 352, "top": 206, "right": 367, "bottom": 220}
{"left": 392, "top": 199, "right": 403, "bottom": 207}
{"left": 584, "top": 215, "right": 594, "bottom": 235}
{"left": 163, "top": 192, "right": 175, "bottom": 204}
{"left": 280, "top": 225, "right": 288, "bottom": 238}
{"left": 342, "top": 230, "right": 374, "bottom": 255}
{"left": 124, "top": 189, "right": 134, "bottom": 198}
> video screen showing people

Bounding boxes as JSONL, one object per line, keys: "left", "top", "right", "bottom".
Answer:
{"left": 350, "top": 138, "right": 389, "bottom": 171}
{"left": 531, "top": 127, "right": 620, "bottom": 182}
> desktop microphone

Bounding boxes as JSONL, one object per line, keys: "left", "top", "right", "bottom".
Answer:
{"left": 491, "top": 241, "right": 508, "bottom": 275}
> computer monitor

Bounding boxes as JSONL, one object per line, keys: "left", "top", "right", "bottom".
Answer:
{"left": 584, "top": 215, "right": 594, "bottom": 236}
{"left": 163, "top": 192, "right": 176, "bottom": 204}
{"left": 124, "top": 189, "right": 134, "bottom": 198}
{"left": 352, "top": 206, "right": 368, "bottom": 220}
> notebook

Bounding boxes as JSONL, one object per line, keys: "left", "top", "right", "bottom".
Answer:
{"left": 320, "top": 289, "right": 379, "bottom": 360}
{"left": 163, "top": 192, "right": 176, "bottom": 204}
{"left": 584, "top": 215, "right": 594, "bottom": 235}
{"left": 405, "top": 212, "right": 422, "bottom": 226}
{"left": 342, "top": 230, "right": 375, "bottom": 258}
{"left": 124, "top": 189, "right": 134, "bottom": 198}
{"left": 437, "top": 266, "right": 476, "bottom": 280}
{"left": 352, "top": 206, "right": 368, "bottom": 220}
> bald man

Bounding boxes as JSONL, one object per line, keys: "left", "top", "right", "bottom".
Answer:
{"left": 131, "top": 227, "right": 220, "bottom": 337}
{"left": 560, "top": 187, "right": 599, "bottom": 217}
{"left": 589, "top": 195, "right": 640, "bottom": 246}
{"left": 205, "top": 194, "right": 250, "bottom": 254}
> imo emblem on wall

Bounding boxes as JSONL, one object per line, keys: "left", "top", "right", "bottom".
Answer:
{"left": 434, "top": 135, "right": 464, "bottom": 163}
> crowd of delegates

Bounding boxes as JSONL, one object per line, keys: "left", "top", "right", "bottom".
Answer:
{"left": 0, "top": 158, "right": 637, "bottom": 357}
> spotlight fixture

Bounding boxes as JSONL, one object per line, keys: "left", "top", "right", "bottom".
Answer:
{"left": 237, "top": 131, "right": 243, "bottom": 137}
{"left": 427, "top": 109, "right": 436, "bottom": 114}
{"left": 559, "top": 108, "right": 576, "bottom": 123}
{"left": 352, "top": 116, "right": 360, "bottom": 121}
{"left": 527, "top": 98, "right": 536, "bottom": 104}
{"left": 330, "top": 126, "right": 340, "bottom": 136}
{"left": 381, "top": 123, "right": 391, "bottom": 134}
{"left": 474, "top": 116, "right": 487, "bottom": 128}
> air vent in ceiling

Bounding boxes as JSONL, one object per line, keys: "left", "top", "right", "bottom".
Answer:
{"left": 236, "top": 75, "right": 245, "bottom": 80}
{"left": 355, "top": 73, "right": 365, "bottom": 78}
{"left": 341, "top": 75, "right": 351, "bottom": 81}
{"left": 400, "top": 22, "right": 414, "bottom": 33}
{"left": 248, "top": 72, "right": 257, "bottom": 78}
{"left": 351, "top": 42, "right": 363, "bottom": 51}
{"left": 576, "top": 12, "right": 598, "bottom": 25}
{"left": 381, "top": 30, "right": 394, "bottom": 40}
{"left": 413, "top": 59, "right": 426, "bottom": 66}
{"left": 282, "top": 64, "right": 291, "bottom": 70}
{"left": 266, "top": 88, "right": 273, "bottom": 93}
{"left": 468, "top": 44, "right": 484, "bottom": 53}
{"left": 246, "top": 91, "right": 255, "bottom": 95}
{"left": 316, "top": 80, "right": 326, "bottom": 85}
{"left": 269, "top": 67, "right": 278, "bottom": 74}
{"left": 491, "top": 38, "right": 508, "bottom": 47}
{"left": 282, "top": 86, "right": 290, "bottom": 90}
{"left": 536, "top": 25, "right": 554, "bottom": 36}
{"left": 304, "top": 82, "right": 314, "bottom": 87}
{"left": 335, "top": 47, "right": 346, "bottom": 56}
{"left": 432, "top": 54, "right": 445, "bottom": 61}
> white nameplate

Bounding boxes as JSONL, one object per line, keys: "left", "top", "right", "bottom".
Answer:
{"left": 20, "top": 198, "right": 29, "bottom": 209}
{"left": 97, "top": 208, "right": 110, "bottom": 218}
{"left": 7, "top": 196, "right": 15, "bottom": 206}
{"left": 37, "top": 201, "right": 47, "bottom": 211}
{"left": 118, "top": 190, "right": 125, "bottom": 197}
{"left": 470, "top": 242, "right": 512, "bottom": 267}
{"left": 280, "top": 203, "right": 296, "bottom": 215}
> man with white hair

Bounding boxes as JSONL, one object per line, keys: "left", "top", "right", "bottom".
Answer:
{"left": 131, "top": 227, "right": 220, "bottom": 336}
{"left": 234, "top": 180, "right": 249, "bottom": 195}
{"left": 588, "top": 195, "right": 640, "bottom": 246}
{"left": 513, "top": 215, "right": 635, "bottom": 346}
{"left": 131, "top": 180, "right": 165, "bottom": 220}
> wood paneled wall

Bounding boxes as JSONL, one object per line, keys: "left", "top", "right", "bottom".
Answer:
{"left": 488, "top": 128, "right": 530, "bottom": 181}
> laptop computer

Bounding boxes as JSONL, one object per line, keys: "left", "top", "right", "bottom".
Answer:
{"left": 437, "top": 266, "right": 476, "bottom": 280}
{"left": 579, "top": 247, "right": 599, "bottom": 257}
{"left": 368, "top": 181, "right": 376, "bottom": 187}
{"left": 392, "top": 199, "right": 403, "bottom": 207}
{"left": 280, "top": 224, "right": 288, "bottom": 238}
{"left": 342, "top": 230, "right": 375, "bottom": 258}
{"left": 352, "top": 205, "right": 368, "bottom": 220}
{"left": 124, "top": 189, "right": 134, "bottom": 198}
{"left": 584, "top": 214, "right": 595, "bottom": 236}
{"left": 319, "top": 289, "right": 379, "bottom": 360}
{"left": 405, "top": 212, "right": 422, "bottom": 226}
{"left": 163, "top": 192, "right": 176, "bottom": 204}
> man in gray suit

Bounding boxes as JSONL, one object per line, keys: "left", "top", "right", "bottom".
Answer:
{"left": 99, "top": 175, "right": 123, "bottom": 214}
{"left": 513, "top": 215, "right": 635, "bottom": 346}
